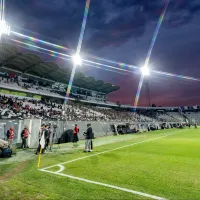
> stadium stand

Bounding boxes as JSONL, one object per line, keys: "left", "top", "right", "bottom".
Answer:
{"left": 0, "top": 43, "right": 119, "bottom": 103}
{"left": 184, "top": 111, "right": 200, "bottom": 124}
{"left": 0, "top": 93, "right": 189, "bottom": 124}
{"left": 0, "top": 43, "right": 198, "bottom": 126}
{"left": 2, "top": 43, "right": 200, "bottom": 151}
{"left": 167, "top": 112, "right": 185, "bottom": 122}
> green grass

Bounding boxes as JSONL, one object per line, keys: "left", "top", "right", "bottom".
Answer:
{"left": 0, "top": 128, "right": 200, "bottom": 199}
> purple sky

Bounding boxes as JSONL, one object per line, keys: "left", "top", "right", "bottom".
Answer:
{"left": 6, "top": 0, "right": 200, "bottom": 106}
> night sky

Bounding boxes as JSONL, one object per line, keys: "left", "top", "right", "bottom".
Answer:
{"left": 5, "top": 0, "right": 200, "bottom": 107}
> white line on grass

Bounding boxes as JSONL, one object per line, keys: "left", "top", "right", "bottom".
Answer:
{"left": 56, "top": 164, "right": 65, "bottom": 173}
{"left": 40, "top": 130, "right": 184, "bottom": 199}
{"left": 42, "top": 130, "right": 184, "bottom": 171}
{"left": 40, "top": 168, "right": 166, "bottom": 200}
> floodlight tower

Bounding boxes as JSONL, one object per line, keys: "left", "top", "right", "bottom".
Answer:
{"left": 0, "top": 0, "right": 10, "bottom": 65}
{"left": 63, "top": 53, "right": 83, "bottom": 112}
{"left": 64, "top": 0, "right": 90, "bottom": 114}
{"left": 0, "top": 0, "right": 5, "bottom": 21}
{"left": 72, "top": 54, "right": 82, "bottom": 66}
{"left": 141, "top": 65, "right": 150, "bottom": 76}
{"left": 0, "top": 0, "right": 10, "bottom": 39}
{"left": 145, "top": 80, "right": 151, "bottom": 107}
{"left": 141, "top": 65, "right": 151, "bottom": 107}
{"left": 0, "top": 20, "right": 10, "bottom": 36}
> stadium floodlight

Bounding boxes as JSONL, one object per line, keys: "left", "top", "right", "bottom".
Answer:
{"left": 141, "top": 66, "right": 150, "bottom": 76}
{"left": 72, "top": 54, "right": 82, "bottom": 66}
{"left": 0, "top": 20, "right": 10, "bottom": 36}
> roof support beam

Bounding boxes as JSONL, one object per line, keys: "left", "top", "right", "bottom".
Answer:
{"left": 1, "top": 66, "right": 56, "bottom": 83}
{"left": 41, "top": 67, "right": 59, "bottom": 78}
{"left": 96, "top": 85, "right": 106, "bottom": 92}
{"left": 23, "top": 61, "right": 44, "bottom": 73}
{"left": 0, "top": 52, "right": 22, "bottom": 68}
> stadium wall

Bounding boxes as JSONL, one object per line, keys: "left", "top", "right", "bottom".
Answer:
{"left": 0, "top": 119, "right": 182, "bottom": 148}
{"left": 0, "top": 119, "right": 114, "bottom": 148}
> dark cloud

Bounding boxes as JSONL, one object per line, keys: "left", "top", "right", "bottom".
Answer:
{"left": 7, "top": 0, "right": 86, "bottom": 48}
{"left": 6, "top": 0, "right": 200, "bottom": 50}
{"left": 85, "top": 0, "right": 200, "bottom": 49}
{"left": 4, "top": 0, "right": 200, "bottom": 106}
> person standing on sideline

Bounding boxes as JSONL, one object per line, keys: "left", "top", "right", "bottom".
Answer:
{"left": 45, "top": 125, "right": 51, "bottom": 149}
{"left": 84, "top": 124, "right": 93, "bottom": 152}
{"left": 21, "top": 126, "right": 30, "bottom": 149}
{"left": 72, "top": 124, "right": 79, "bottom": 147}
{"left": 38, "top": 124, "right": 45, "bottom": 143}
{"left": 7, "top": 126, "right": 14, "bottom": 149}
{"left": 35, "top": 124, "right": 45, "bottom": 154}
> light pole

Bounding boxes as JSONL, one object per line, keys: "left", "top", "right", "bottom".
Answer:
{"left": 145, "top": 80, "right": 151, "bottom": 107}
{"left": 64, "top": 0, "right": 90, "bottom": 111}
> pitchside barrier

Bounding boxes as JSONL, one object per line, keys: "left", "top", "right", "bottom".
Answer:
{"left": 0, "top": 119, "right": 113, "bottom": 148}
{"left": 0, "top": 119, "right": 183, "bottom": 148}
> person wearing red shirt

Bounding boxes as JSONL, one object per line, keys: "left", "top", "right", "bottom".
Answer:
{"left": 72, "top": 124, "right": 79, "bottom": 147}
{"left": 21, "top": 126, "right": 30, "bottom": 149}
{"left": 7, "top": 126, "right": 14, "bottom": 149}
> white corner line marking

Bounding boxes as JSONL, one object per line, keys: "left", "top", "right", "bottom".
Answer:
{"left": 40, "top": 168, "right": 166, "bottom": 200}
{"left": 42, "top": 130, "right": 184, "bottom": 170}
{"left": 56, "top": 164, "right": 65, "bottom": 173}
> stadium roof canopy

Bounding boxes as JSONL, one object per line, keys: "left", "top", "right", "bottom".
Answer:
{"left": 0, "top": 43, "right": 120, "bottom": 94}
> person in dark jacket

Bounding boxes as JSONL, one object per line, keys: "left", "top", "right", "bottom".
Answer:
{"left": 45, "top": 125, "right": 51, "bottom": 149}
{"left": 84, "top": 124, "right": 93, "bottom": 152}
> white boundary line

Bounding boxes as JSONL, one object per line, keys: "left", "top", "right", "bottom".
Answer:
{"left": 42, "top": 130, "right": 184, "bottom": 170}
{"left": 56, "top": 164, "right": 65, "bottom": 173}
{"left": 40, "top": 168, "right": 166, "bottom": 200}
{"left": 40, "top": 130, "right": 185, "bottom": 200}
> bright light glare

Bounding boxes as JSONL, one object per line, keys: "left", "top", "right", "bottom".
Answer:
{"left": 72, "top": 54, "right": 82, "bottom": 66}
{"left": 0, "top": 20, "right": 10, "bottom": 36}
{"left": 141, "top": 66, "right": 150, "bottom": 76}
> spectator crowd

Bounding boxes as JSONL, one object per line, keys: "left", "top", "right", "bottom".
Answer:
{"left": 0, "top": 71, "right": 187, "bottom": 123}
{"left": 0, "top": 95, "right": 185, "bottom": 123}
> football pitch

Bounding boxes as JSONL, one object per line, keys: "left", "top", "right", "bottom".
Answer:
{"left": 1, "top": 128, "right": 200, "bottom": 200}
